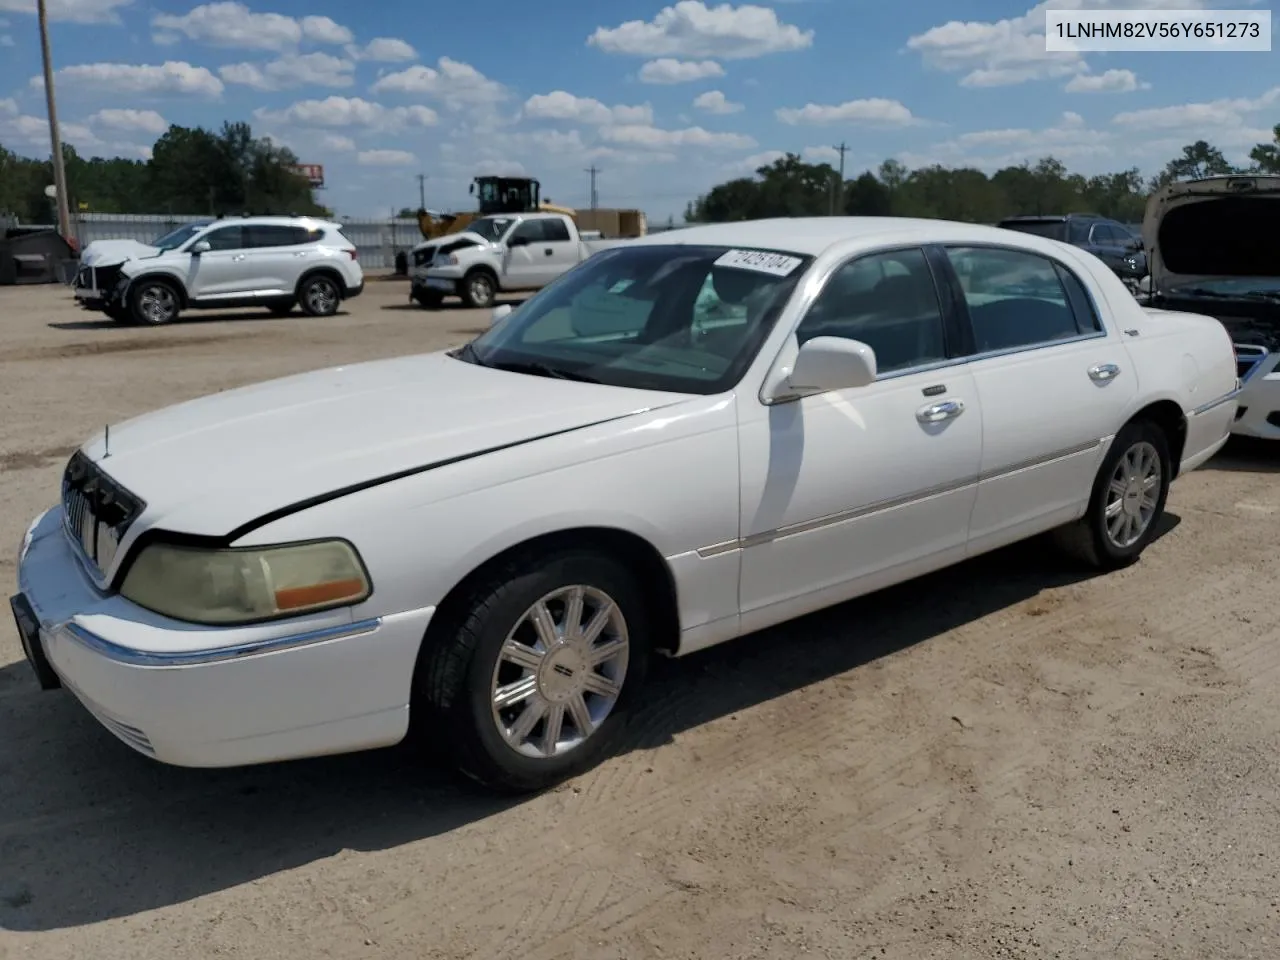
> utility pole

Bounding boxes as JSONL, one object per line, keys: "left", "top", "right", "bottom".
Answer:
{"left": 830, "top": 141, "right": 849, "bottom": 216}
{"left": 416, "top": 173, "right": 427, "bottom": 210}
{"left": 585, "top": 165, "right": 600, "bottom": 209}
{"left": 37, "top": 0, "right": 71, "bottom": 239}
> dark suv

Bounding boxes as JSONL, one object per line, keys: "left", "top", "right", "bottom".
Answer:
{"left": 996, "top": 214, "right": 1146, "bottom": 288}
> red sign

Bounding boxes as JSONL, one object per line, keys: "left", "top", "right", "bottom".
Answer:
{"left": 291, "top": 164, "right": 325, "bottom": 188}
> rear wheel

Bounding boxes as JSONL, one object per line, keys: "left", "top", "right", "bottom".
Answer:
{"left": 129, "top": 279, "right": 181, "bottom": 326}
{"left": 414, "top": 548, "right": 651, "bottom": 793}
{"left": 1052, "top": 419, "right": 1170, "bottom": 570}
{"left": 298, "top": 274, "right": 340, "bottom": 316}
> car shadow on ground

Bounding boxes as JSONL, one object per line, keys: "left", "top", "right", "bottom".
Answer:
{"left": 46, "top": 310, "right": 353, "bottom": 331}
{"left": 379, "top": 296, "right": 524, "bottom": 314}
{"left": 1201, "top": 436, "right": 1280, "bottom": 474}
{"left": 0, "top": 516, "right": 1180, "bottom": 931}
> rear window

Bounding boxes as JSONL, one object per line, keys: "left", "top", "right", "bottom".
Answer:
{"left": 997, "top": 220, "right": 1068, "bottom": 242}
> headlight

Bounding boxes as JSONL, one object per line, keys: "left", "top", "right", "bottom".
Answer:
{"left": 120, "top": 539, "right": 371, "bottom": 625}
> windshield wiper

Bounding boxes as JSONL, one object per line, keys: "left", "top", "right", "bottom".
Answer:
{"left": 484, "top": 360, "right": 603, "bottom": 383}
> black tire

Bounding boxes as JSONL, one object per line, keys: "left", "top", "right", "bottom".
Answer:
{"left": 413, "top": 289, "right": 444, "bottom": 310}
{"left": 415, "top": 547, "right": 652, "bottom": 793}
{"left": 268, "top": 300, "right": 296, "bottom": 317}
{"left": 460, "top": 269, "right": 497, "bottom": 309}
{"left": 298, "top": 273, "right": 341, "bottom": 317}
{"left": 128, "top": 278, "right": 181, "bottom": 326}
{"left": 1051, "top": 419, "right": 1171, "bottom": 570}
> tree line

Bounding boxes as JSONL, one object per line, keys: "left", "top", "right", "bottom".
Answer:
{"left": 686, "top": 125, "right": 1280, "bottom": 224}
{"left": 0, "top": 121, "right": 328, "bottom": 223}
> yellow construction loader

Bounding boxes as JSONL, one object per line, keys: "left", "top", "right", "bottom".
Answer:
{"left": 416, "top": 176, "right": 646, "bottom": 241}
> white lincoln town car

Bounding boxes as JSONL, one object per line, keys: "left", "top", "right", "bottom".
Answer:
{"left": 13, "top": 217, "right": 1239, "bottom": 792}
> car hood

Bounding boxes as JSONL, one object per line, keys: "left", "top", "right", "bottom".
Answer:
{"left": 79, "top": 238, "right": 163, "bottom": 268}
{"left": 80, "top": 351, "right": 692, "bottom": 541}
{"left": 1143, "top": 175, "right": 1280, "bottom": 292}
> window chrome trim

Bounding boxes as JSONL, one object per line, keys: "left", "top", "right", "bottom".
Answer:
{"left": 696, "top": 438, "right": 1103, "bottom": 557}
{"left": 61, "top": 617, "right": 382, "bottom": 667}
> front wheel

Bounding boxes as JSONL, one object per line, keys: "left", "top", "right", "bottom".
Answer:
{"left": 298, "top": 275, "right": 340, "bottom": 317}
{"left": 129, "top": 279, "right": 181, "bottom": 326}
{"left": 415, "top": 548, "right": 651, "bottom": 793}
{"left": 460, "top": 270, "right": 496, "bottom": 309}
{"left": 1051, "top": 419, "right": 1171, "bottom": 570}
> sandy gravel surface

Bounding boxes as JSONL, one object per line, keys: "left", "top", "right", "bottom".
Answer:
{"left": 1, "top": 278, "right": 1278, "bottom": 960}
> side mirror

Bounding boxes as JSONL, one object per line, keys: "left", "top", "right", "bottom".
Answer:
{"left": 506, "top": 234, "right": 528, "bottom": 247}
{"left": 1138, "top": 275, "right": 1152, "bottom": 295}
{"left": 788, "top": 336, "right": 877, "bottom": 393}
{"left": 190, "top": 240, "right": 211, "bottom": 254}
{"left": 491, "top": 304, "right": 512, "bottom": 326}
{"left": 469, "top": 182, "right": 475, "bottom": 195}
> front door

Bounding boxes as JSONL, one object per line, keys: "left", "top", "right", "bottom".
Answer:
{"left": 503, "top": 218, "right": 553, "bottom": 288}
{"left": 737, "top": 247, "right": 983, "bottom": 629}
{"left": 940, "top": 244, "right": 1138, "bottom": 553}
{"left": 185, "top": 224, "right": 255, "bottom": 299}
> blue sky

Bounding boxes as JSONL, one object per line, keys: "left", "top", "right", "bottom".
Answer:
{"left": 0, "top": 0, "right": 1277, "bottom": 221}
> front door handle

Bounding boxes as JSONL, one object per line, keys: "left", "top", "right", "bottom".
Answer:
{"left": 1088, "top": 363, "right": 1121, "bottom": 382}
{"left": 916, "top": 398, "right": 965, "bottom": 424}
{"left": 231, "top": 253, "right": 247, "bottom": 261}
{"left": 544, "top": 248, "right": 554, "bottom": 256}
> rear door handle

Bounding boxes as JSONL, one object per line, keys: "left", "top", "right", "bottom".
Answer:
{"left": 1088, "top": 363, "right": 1120, "bottom": 382}
{"left": 544, "top": 248, "right": 554, "bottom": 256}
{"left": 916, "top": 398, "right": 965, "bottom": 424}
{"left": 231, "top": 253, "right": 247, "bottom": 261}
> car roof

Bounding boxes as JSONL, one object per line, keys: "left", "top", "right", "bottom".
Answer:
{"left": 210, "top": 215, "right": 341, "bottom": 228}
{"left": 627, "top": 216, "right": 1078, "bottom": 258}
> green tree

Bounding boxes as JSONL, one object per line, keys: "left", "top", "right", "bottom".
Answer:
{"left": 1149, "top": 139, "right": 1234, "bottom": 189}
{"left": 1249, "top": 124, "right": 1280, "bottom": 174}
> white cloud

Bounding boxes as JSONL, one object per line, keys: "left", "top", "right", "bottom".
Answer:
{"left": 600, "top": 123, "right": 755, "bottom": 150}
{"left": 358, "top": 149, "right": 415, "bottom": 166}
{"left": 523, "top": 91, "right": 654, "bottom": 126}
{"left": 219, "top": 52, "right": 355, "bottom": 91}
{"left": 693, "top": 90, "right": 742, "bottom": 114}
{"left": 33, "top": 61, "right": 225, "bottom": 97}
{"left": 725, "top": 149, "right": 785, "bottom": 173}
{"left": 776, "top": 98, "right": 918, "bottom": 126}
{"left": 897, "top": 110, "right": 1122, "bottom": 171}
{"left": 1111, "top": 86, "right": 1280, "bottom": 130}
{"left": 152, "top": 2, "right": 351, "bottom": 50}
{"left": 0, "top": 33, "right": 12, "bottom": 45}
{"left": 369, "top": 57, "right": 505, "bottom": 105}
{"left": 906, "top": 0, "right": 1211, "bottom": 88}
{"left": 588, "top": 1, "right": 814, "bottom": 59}
{"left": 88, "top": 108, "right": 168, "bottom": 135}
{"left": 254, "top": 96, "right": 438, "bottom": 131}
{"left": 1065, "top": 68, "right": 1148, "bottom": 93}
{"left": 0, "top": 0, "right": 131, "bottom": 23}
{"left": 346, "top": 37, "right": 417, "bottom": 61}
{"left": 299, "top": 15, "right": 351, "bottom": 45}
{"left": 0, "top": 97, "right": 15, "bottom": 115}
{"left": 319, "top": 132, "right": 356, "bottom": 151}
{"left": 1, "top": 109, "right": 155, "bottom": 159}
{"left": 638, "top": 58, "right": 724, "bottom": 83}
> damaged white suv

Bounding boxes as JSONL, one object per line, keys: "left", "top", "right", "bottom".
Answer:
{"left": 1140, "top": 175, "right": 1280, "bottom": 440}
{"left": 73, "top": 215, "right": 364, "bottom": 325}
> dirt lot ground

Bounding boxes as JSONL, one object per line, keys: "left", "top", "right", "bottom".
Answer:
{"left": 1, "top": 277, "right": 1278, "bottom": 960}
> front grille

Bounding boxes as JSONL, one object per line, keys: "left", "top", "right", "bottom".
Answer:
{"left": 61, "top": 450, "right": 145, "bottom": 575}
{"left": 1234, "top": 344, "right": 1268, "bottom": 384}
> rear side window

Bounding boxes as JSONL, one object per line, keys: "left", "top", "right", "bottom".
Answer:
{"left": 542, "top": 218, "right": 572, "bottom": 242}
{"left": 247, "top": 225, "right": 310, "bottom": 247}
{"left": 945, "top": 246, "right": 1097, "bottom": 352}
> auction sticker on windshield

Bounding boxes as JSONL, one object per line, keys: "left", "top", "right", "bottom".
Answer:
{"left": 714, "top": 249, "right": 804, "bottom": 276}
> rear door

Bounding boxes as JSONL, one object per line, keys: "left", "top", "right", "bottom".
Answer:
{"left": 246, "top": 224, "right": 315, "bottom": 295}
{"left": 540, "top": 216, "right": 585, "bottom": 281}
{"left": 940, "top": 244, "right": 1137, "bottom": 555}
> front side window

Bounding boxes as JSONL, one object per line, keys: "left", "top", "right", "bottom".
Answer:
{"left": 542, "top": 218, "right": 572, "bottom": 242}
{"left": 795, "top": 248, "right": 947, "bottom": 375}
{"left": 153, "top": 222, "right": 210, "bottom": 251}
{"left": 460, "top": 244, "right": 812, "bottom": 394}
{"left": 197, "top": 225, "right": 247, "bottom": 251}
{"left": 510, "top": 219, "right": 546, "bottom": 244}
{"left": 467, "top": 217, "right": 514, "bottom": 242}
{"left": 946, "top": 246, "right": 1090, "bottom": 352}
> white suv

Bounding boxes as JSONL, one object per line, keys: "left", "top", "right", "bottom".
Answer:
{"left": 74, "top": 215, "right": 364, "bottom": 325}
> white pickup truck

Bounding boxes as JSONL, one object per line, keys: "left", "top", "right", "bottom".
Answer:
{"left": 417, "top": 212, "right": 632, "bottom": 309}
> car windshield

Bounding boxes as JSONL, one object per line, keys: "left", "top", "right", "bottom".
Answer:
{"left": 998, "top": 220, "right": 1068, "bottom": 241}
{"left": 458, "top": 243, "right": 813, "bottom": 395}
{"left": 151, "top": 222, "right": 209, "bottom": 251}
{"left": 467, "top": 217, "right": 514, "bottom": 242}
